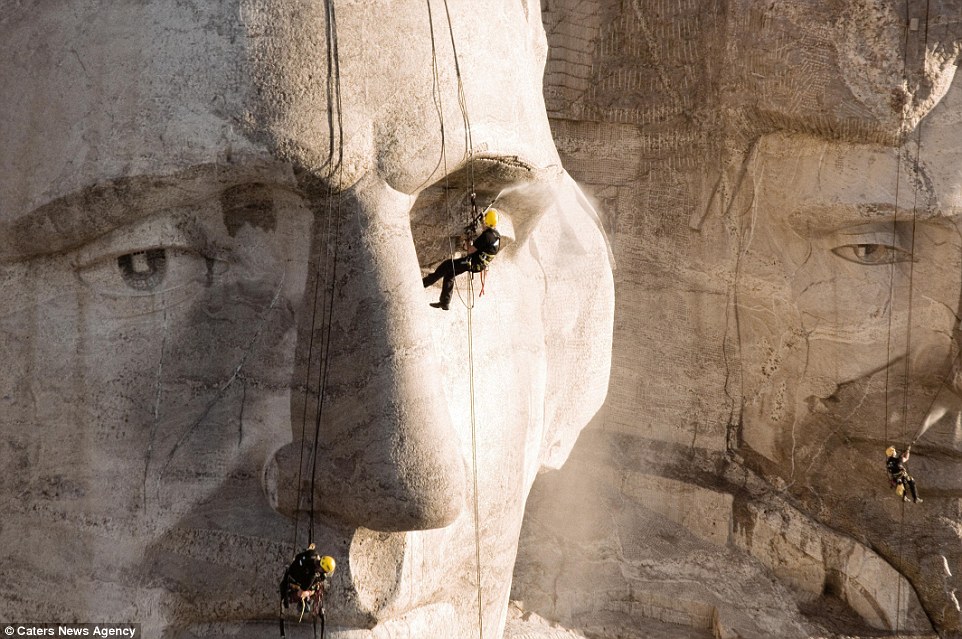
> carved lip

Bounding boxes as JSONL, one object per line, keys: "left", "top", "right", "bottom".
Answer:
{"left": 183, "top": 602, "right": 457, "bottom": 638}
{"left": 146, "top": 516, "right": 430, "bottom": 629}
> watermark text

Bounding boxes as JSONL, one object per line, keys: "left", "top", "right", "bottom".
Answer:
{"left": 2, "top": 624, "right": 140, "bottom": 637}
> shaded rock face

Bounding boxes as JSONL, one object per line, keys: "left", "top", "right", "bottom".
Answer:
{"left": 0, "top": 2, "right": 614, "bottom": 638}
{"left": 513, "top": 1, "right": 962, "bottom": 638}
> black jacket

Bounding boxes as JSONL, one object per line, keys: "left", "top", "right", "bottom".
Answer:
{"left": 469, "top": 227, "right": 501, "bottom": 271}
{"left": 887, "top": 455, "right": 907, "bottom": 478}
{"left": 285, "top": 549, "right": 325, "bottom": 591}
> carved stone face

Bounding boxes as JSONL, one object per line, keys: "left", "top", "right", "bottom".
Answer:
{"left": 735, "top": 80, "right": 962, "bottom": 632}
{"left": 0, "top": 2, "right": 613, "bottom": 637}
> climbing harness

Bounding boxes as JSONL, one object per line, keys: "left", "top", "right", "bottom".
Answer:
{"left": 279, "top": 574, "right": 328, "bottom": 638}
{"left": 886, "top": 447, "right": 921, "bottom": 503}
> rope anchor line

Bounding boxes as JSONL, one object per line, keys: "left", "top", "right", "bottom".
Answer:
{"left": 885, "top": 3, "right": 932, "bottom": 633}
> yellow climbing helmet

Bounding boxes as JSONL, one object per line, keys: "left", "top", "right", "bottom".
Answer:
{"left": 483, "top": 208, "right": 499, "bottom": 228}
{"left": 886, "top": 446, "right": 897, "bottom": 457}
{"left": 320, "top": 555, "right": 336, "bottom": 574}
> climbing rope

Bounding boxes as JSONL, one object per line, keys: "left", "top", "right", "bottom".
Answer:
{"left": 426, "top": 0, "right": 467, "bottom": 316}
{"left": 430, "top": 0, "right": 485, "bottom": 635}
{"left": 307, "top": 0, "right": 346, "bottom": 547}
{"left": 885, "top": 2, "right": 932, "bottom": 632}
{"left": 291, "top": 2, "right": 485, "bottom": 635}
{"left": 887, "top": 2, "right": 911, "bottom": 627}
{"left": 291, "top": 223, "right": 327, "bottom": 555}
{"left": 284, "top": 5, "right": 344, "bottom": 639}
{"left": 441, "top": 0, "right": 474, "bottom": 170}
{"left": 463, "top": 202, "right": 485, "bottom": 639}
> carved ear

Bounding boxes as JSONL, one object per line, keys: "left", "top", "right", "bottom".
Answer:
{"left": 530, "top": 174, "right": 614, "bottom": 471}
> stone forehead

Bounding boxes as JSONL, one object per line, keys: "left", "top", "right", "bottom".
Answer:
{"left": 0, "top": 0, "right": 558, "bottom": 220}
{"left": 725, "top": 0, "right": 962, "bottom": 143}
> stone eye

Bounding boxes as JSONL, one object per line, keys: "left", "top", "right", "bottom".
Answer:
{"left": 116, "top": 249, "right": 167, "bottom": 291}
{"left": 831, "top": 243, "right": 912, "bottom": 265}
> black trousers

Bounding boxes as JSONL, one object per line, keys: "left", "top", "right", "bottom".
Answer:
{"left": 423, "top": 256, "right": 472, "bottom": 308}
{"left": 903, "top": 476, "right": 919, "bottom": 501}
{"left": 894, "top": 473, "right": 920, "bottom": 501}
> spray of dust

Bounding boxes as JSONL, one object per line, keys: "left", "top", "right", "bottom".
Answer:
{"left": 913, "top": 355, "right": 962, "bottom": 446}
{"left": 485, "top": 170, "right": 615, "bottom": 269}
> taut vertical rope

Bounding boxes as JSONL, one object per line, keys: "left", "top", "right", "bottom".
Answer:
{"left": 437, "top": 1, "right": 484, "bottom": 633}
{"left": 308, "top": 0, "right": 346, "bottom": 547}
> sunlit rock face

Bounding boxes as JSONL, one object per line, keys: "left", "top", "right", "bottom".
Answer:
{"left": 513, "top": 1, "right": 962, "bottom": 638}
{"left": 0, "top": 2, "right": 614, "bottom": 638}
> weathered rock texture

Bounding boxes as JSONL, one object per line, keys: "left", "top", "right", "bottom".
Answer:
{"left": 512, "top": 1, "right": 962, "bottom": 638}
{"left": 7, "top": 0, "right": 962, "bottom": 638}
{"left": 0, "top": 2, "right": 613, "bottom": 638}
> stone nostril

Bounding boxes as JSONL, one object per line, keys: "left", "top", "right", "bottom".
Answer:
{"left": 264, "top": 425, "right": 466, "bottom": 532}
{"left": 349, "top": 528, "right": 407, "bottom": 615}
{"left": 262, "top": 443, "right": 299, "bottom": 519}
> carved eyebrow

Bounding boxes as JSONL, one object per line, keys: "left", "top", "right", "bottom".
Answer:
{"left": 0, "top": 160, "right": 298, "bottom": 264}
{"left": 0, "top": 175, "right": 197, "bottom": 263}
{"left": 784, "top": 203, "right": 947, "bottom": 234}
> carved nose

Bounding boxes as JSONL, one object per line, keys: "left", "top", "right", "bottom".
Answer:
{"left": 267, "top": 176, "right": 465, "bottom": 532}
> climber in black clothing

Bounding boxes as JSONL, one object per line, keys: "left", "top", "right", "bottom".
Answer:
{"left": 423, "top": 208, "right": 501, "bottom": 310}
{"left": 886, "top": 446, "right": 922, "bottom": 503}
{"left": 279, "top": 543, "right": 336, "bottom": 633}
